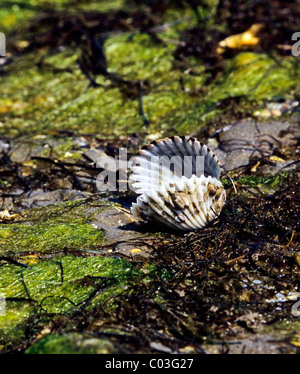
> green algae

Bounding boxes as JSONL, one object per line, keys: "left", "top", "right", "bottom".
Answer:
{"left": 0, "top": 223, "right": 105, "bottom": 255}
{"left": 259, "top": 319, "right": 300, "bottom": 350}
{"left": 3, "top": 48, "right": 296, "bottom": 138}
{"left": 0, "top": 0, "right": 127, "bottom": 34}
{"left": 38, "top": 137, "right": 83, "bottom": 162}
{"left": 25, "top": 333, "right": 115, "bottom": 354}
{"left": 0, "top": 197, "right": 112, "bottom": 255}
{"left": 0, "top": 196, "right": 119, "bottom": 256}
{"left": 0, "top": 254, "right": 141, "bottom": 348}
{"left": 22, "top": 199, "right": 101, "bottom": 225}
{"left": 0, "top": 255, "right": 139, "bottom": 310}
{"left": 1, "top": 13, "right": 298, "bottom": 138}
{"left": 222, "top": 172, "right": 289, "bottom": 189}
{"left": 211, "top": 53, "right": 294, "bottom": 99}
{"left": 0, "top": 2, "right": 36, "bottom": 34}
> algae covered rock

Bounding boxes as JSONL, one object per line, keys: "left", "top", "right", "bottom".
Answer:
{"left": 25, "top": 333, "right": 115, "bottom": 354}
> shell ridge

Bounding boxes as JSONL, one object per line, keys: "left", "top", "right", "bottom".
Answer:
{"left": 147, "top": 192, "right": 191, "bottom": 230}
{"left": 187, "top": 176, "right": 208, "bottom": 228}
{"left": 191, "top": 175, "right": 210, "bottom": 228}
{"left": 169, "top": 136, "right": 190, "bottom": 160}
{"left": 156, "top": 139, "right": 179, "bottom": 158}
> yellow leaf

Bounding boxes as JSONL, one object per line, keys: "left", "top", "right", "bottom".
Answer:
{"left": 290, "top": 333, "right": 300, "bottom": 347}
{"left": 20, "top": 255, "right": 40, "bottom": 265}
{"left": 0, "top": 210, "right": 21, "bottom": 222}
{"left": 14, "top": 40, "right": 29, "bottom": 50}
{"left": 251, "top": 161, "right": 260, "bottom": 172}
{"left": 130, "top": 248, "right": 142, "bottom": 253}
{"left": 217, "top": 24, "right": 264, "bottom": 53}
{"left": 269, "top": 156, "right": 285, "bottom": 163}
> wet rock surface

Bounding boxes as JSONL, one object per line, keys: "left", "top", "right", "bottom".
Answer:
{"left": 91, "top": 205, "right": 153, "bottom": 259}
{"left": 205, "top": 335, "right": 297, "bottom": 354}
{"left": 209, "top": 117, "right": 300, "bottom": 173}
{"left": 16, "top": 189, "right": 92, "bottom": 209}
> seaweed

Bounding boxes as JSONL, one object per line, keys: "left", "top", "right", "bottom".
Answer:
{"left": 1, "top": 170, "right": 298, "bottom": 353}
{"left": 83, "top": 171, "right": 299, "bottom": 353}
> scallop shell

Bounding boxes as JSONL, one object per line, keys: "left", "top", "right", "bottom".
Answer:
{"left": 129, "top": 136, "right": 226, "bottom": 232}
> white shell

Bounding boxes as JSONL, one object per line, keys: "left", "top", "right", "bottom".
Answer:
{"left": 129, "top": 136, "right": 226, "bottom": 232}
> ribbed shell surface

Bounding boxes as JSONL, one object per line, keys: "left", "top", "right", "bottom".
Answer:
{"left": 129, "top": 136, "right": 226, "bottom": 231}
